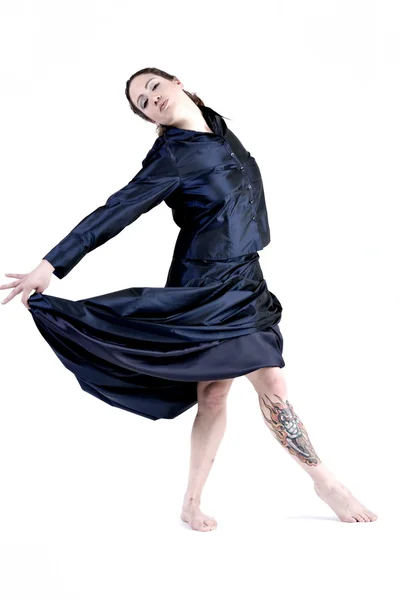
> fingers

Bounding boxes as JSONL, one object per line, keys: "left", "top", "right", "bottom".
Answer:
{"left": 1, "top": 284, "right": 22, "bottom": 305}
{"left": 0, "top": 281, "right": 20, "bottom": 290}
{"left": 21, "top": 288, "right": 31, "bottom": 310}
{"left": 1, "top": 273, "right": 29, "bottom": 305}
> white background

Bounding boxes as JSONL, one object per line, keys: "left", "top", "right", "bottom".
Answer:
{"left": 0, "top": 1, "right": 398, "bottom": 598}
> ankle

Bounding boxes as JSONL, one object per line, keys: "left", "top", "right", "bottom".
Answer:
{"left": 303, "top": 462, "right": 337, "bottom": 485}
{"left": 183, "top": 492, "right": 201, "bottom": 506}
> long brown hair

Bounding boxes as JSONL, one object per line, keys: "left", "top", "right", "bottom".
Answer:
{"left": 125, "top": 67, "right": 205, "bottom": 137}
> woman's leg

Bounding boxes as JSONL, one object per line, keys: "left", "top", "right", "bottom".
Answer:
{"left": 181, "top": 378, "right": 234, "bottom": 532}
{"left": 245, "top": 367, "right": 378, "bottom": 523}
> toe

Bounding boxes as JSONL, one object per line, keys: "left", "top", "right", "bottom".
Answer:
{"left": 342, "top": 515, "right": 357, "bottom": 522}
{"left": 361, "top": 512, "right": 371, "bottom": 522}
{"left": 348, "top": 514, "right": 361, "bottom": 522}
{"left": 356, "top": 513, "right": 366, "bottom": 522}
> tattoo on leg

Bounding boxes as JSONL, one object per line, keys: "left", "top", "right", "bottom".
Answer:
{"left": 259, "top": 393, "right": 321, "bottom": 466}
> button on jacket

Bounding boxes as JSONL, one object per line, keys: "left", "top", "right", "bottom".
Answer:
{"left": 43, "top": 104, "right": 272, "bottom": 279}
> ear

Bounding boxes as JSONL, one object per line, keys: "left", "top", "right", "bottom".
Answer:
{"left": 173, "top": 77, "right": 183, "bottom": 88}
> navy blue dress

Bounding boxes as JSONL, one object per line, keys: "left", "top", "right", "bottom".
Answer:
{"left": 27, "top": 104, "right": 285, "bottom": 420}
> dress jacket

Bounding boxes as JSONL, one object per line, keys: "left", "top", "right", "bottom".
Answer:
{"left": 43, "top": 104, "right": 271, "bottom": 279}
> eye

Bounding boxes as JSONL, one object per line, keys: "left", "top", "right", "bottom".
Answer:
{"left": 143, "top": 82, "right": 159, "bottom": 109}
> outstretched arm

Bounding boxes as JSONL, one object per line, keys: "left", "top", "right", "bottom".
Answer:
{"left": 42, "top": 142, "right": 180, "bottom": 279}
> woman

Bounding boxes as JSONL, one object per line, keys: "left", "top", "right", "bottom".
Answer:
{"left": 1, "top": 67, "right": 377, "bottom": 530}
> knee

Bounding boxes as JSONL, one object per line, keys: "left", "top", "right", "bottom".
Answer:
{"left": 245, "top": 367, "right": 287, "bottom": 396}
{"left": 197, "top": 379, "right": 233, "bottom": 412}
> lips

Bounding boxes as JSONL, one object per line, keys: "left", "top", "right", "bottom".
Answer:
{"left": 160, "top": 98, "right": 168, "bottom": 111}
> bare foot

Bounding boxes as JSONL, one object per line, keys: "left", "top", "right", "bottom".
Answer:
{"left": 314, "top": 479, "right": 378, "bottom": 522}
{"left": 180, "top": 499, "right": 218, "bottom": 532}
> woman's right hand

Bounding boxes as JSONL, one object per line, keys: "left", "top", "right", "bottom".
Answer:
{"left": 0, "top": 259, "right": 55, "bottom": 310}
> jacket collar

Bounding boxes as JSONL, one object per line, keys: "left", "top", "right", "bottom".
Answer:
{"left": 163, "top": 104, "right": 229, "bottom": 140}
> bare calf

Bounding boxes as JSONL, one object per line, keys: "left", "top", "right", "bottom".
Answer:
{"left": 180, "top": 378, "right": 234, "bottom": 532}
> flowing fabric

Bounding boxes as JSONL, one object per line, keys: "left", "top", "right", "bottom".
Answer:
{"left": 28, "top": 252, "right": 284, "bottom": 420}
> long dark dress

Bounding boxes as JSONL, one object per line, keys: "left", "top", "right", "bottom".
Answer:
{"left": 27, "top": 104, "right": 285, "bottom": 421}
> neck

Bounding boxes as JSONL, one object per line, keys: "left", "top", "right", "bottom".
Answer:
{"left": 170, "top": 103, "right": 212, "bottom": 132}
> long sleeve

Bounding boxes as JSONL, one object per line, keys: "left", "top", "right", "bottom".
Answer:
{"left": 42, "top": 140, "right": 180, "bottom": 279}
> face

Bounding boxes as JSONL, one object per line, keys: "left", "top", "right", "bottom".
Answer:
{"left": 129, "top": 73, "right": 185, "bottom": 126}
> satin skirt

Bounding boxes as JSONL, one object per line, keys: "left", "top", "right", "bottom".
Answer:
{"left": 27, "top": 252, "right": 285, "bottom": 421}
